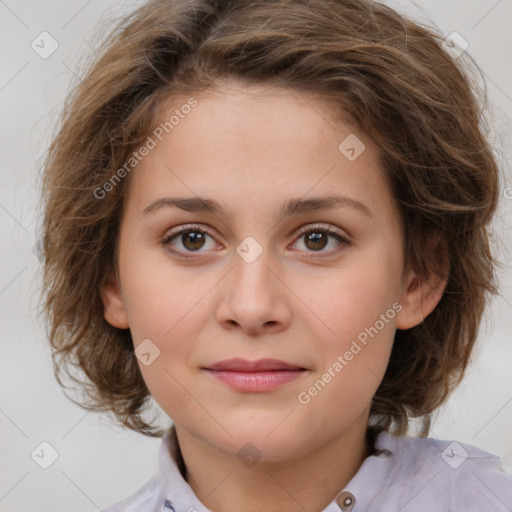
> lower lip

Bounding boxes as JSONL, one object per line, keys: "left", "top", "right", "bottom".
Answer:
{"left": 205, "top": 370, "right": 306, "bottom": 392}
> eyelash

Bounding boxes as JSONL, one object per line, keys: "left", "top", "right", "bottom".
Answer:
{"left": 161, "top": 223, "right": 351, "bottom": 259}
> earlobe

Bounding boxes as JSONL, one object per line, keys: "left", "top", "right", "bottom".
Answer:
{"left": 396, "top": 237, "right": 449, "bottom": 330}
{"left": 100, "top": 273, "right": 129, "bottom": 329}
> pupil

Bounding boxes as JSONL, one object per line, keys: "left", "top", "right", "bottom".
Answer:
{"left": 183, "top": 231, "right": 204, "bottom": 250}
{"left": 307, "top": 232, "right": 327, "bottom": 250}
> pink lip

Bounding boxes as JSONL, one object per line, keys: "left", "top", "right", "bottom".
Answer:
{"left": 205, "top": 358, "right": 305, "bottom": 372}
{"left": 203, "top": 359, "right": 307, "bottom": 392}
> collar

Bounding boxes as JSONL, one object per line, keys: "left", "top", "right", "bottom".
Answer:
{"left": 158, "top": 426, "right": 398, "bottom": 512}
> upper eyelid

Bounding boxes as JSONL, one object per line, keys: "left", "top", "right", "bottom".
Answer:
{"left": 164, "top": 222, "right": 345, "bottom": 237}
{"left": 162, "top": 222, "right": 348, "bottom": 247}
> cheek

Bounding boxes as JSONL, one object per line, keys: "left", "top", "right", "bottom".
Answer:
{"left": 119, "top": 245, "right": 207, "bottom": 339}
{"left": 297, "top": 298, "right": 396, "bottom": 423}
{"left": 117, "top": 248, "right": 205, "bottom": 405}
{"left": 296, "top": 254, "right": 400, "bottom": 348}
{"left": 293, "top": 248, "right": 399, "bottom": 401}
{"left": 131, "top": 313, "right": 200, "bottom": 422}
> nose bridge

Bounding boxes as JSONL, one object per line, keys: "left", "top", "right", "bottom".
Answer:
{"left": 231, "top": 234, "right": 276, "bottom": 294}
{"left": 215, "top": 234, "right": 290, "bottom": 332}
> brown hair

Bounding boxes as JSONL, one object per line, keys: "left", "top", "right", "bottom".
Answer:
{"left": 39, "top": 0, "right": 501, "bottom": 438}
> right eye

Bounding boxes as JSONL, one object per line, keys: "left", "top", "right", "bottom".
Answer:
{"left": 161, "top": 224, "right": 219, "bottom": 258}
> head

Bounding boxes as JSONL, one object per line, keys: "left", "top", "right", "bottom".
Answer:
{"left": 40, "top": 0, "right": 500, "bottom": 453}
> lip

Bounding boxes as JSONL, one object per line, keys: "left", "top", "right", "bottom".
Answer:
{"left": 203, "top": 358, "right": 307, "bottom": 392}
{"left": 204, "top": 358, "right": 306, "bottom": 372}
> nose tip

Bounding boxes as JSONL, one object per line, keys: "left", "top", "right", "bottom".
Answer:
{"left": 215, "top": 252, "right": 292, "bottom": 335}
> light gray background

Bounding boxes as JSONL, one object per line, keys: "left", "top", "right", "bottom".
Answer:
{"left": 1, "top": 0, "right": 511, "bottom": 510}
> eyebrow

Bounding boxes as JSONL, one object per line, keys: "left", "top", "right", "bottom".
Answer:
{"left": 143, "top": 194, "right": 373, "bottom": 220}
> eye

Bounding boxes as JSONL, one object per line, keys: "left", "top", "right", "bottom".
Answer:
{"left": 161, "top": 223, "right": 350, "bottom": 259}
{"left": 290, "top": 223, "right": 350, "bottom": 257}
{"left": 162, "top": 224, "right": 218, "bottom": 257}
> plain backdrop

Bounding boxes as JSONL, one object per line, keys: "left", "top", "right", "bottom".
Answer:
{"left": 1, "top": 0, "right": 511, "bottom": 510}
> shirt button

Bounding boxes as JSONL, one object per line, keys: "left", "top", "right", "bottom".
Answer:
{"left": 336, "top": 490, "right": 356, "bottom": 511}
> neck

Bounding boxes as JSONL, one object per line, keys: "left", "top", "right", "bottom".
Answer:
{"left": 172, "top": 416, "right": 372, "bottom": 512}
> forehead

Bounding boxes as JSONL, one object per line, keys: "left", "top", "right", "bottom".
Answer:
{"left": 123, "top": 83, "right": 396, "bottom": 224}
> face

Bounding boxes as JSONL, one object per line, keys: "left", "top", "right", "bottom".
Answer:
{"left": 102, "top": 81, "right": 439, "bottom": 461}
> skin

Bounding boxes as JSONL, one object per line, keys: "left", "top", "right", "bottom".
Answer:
{"left": 101, "top": 80, "right": 447, "bottom": 512}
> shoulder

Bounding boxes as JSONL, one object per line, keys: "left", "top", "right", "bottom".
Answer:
{"left": 375, "top": 432, "right": 512, "bottom": 511}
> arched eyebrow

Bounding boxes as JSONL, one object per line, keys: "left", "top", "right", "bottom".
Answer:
{"left": 143, "top": 194, "right": 373, "bottom": 220}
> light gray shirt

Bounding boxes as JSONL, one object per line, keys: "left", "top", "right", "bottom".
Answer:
{"left": 103, "top": 428, "right": 512, "bottom": 511}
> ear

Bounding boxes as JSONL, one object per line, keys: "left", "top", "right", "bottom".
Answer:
{"left": 100, "top": 271, "right": 129, "bottom": 329}
{"left": 396, "top": 234, "right": 449, "bottom": 330}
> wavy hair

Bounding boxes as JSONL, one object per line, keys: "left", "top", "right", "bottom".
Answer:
{"left": 39, "top": 0, "right": 500, "bottom": 438}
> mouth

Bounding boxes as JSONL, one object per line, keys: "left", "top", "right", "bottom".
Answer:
{"left": 202, "top": 358, "right": 308, "bottom": 392}
{"left": 204, "top": 358, "right": 306, "bottom": 372}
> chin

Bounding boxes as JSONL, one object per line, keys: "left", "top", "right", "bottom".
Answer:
{"left": 209, "top": 417, "right": 311, "bottom": 463}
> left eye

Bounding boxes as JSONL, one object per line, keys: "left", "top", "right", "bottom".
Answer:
{"left": 162, "top": 223, "right": 349, "bottom": 258}
{"left": 291, "top": 225, "right": 350, "bottom": 255}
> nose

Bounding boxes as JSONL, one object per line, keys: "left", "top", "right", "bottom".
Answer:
{"left": 214, "top": 244, "right": 292, "bottom": 336}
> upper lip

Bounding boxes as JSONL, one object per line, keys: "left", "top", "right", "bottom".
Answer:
{"left": 204, "top": 358, "right": 306, "bottom": 372}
